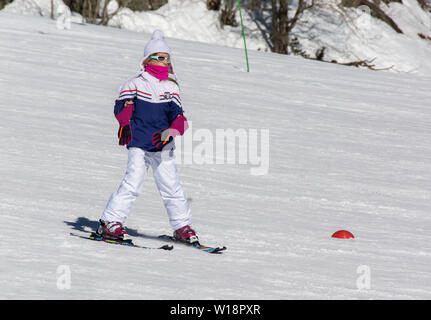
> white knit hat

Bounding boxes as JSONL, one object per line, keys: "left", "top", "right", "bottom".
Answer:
{"left": 143, "top": 30, "right": 171, "bottom": 61}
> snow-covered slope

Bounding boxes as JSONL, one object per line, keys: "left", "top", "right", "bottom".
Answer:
{"left": 295, "top": 0, "right": 431, "bottom": 75}
{"left": 1, "top": 12, "right": 431, "bottom": 299}
{"left": 3, "top": 0, "right": 431, "bottom": 76}
{"left": 2, "top": 0, "right": 271, "bottom": 51}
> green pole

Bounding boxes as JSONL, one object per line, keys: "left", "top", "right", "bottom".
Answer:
{"left": 237, "top": 0, "right": 250, "bottom": 72}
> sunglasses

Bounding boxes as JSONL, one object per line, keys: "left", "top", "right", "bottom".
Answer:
{"left": 149, "top": 55, "right": 170, "bottom": 63}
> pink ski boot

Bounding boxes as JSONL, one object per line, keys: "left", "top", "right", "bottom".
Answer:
{"left": 97, "top": 220, "right": 127, "bottom": 240}
{"left": 174, "top": 225, "right": 199, "bottom": 244}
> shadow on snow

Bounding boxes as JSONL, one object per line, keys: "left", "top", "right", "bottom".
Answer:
{"left": 64, "top": 217, "right": 167, "bottom": 242}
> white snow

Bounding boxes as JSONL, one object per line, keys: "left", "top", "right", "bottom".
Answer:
{"left": 1, "top": 12, "right": 431, "bottom": 299}
{"left": 3, "top": 0, "right": 431, "bottom": 76}
{"left": 293, "top": 0, "right": 431, "bottom": 75}
{"left": 108, "top": 0, "right": 271, "bottom": 52}
{"left": 55, "top": 4, "right": 71, "bottom": 30}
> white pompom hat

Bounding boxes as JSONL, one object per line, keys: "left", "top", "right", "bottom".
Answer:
{"left": 142, "top": 30, "right": 171, "bottom": 61}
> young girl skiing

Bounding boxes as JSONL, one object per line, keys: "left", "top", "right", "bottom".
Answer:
{"left": 97, "top": 30, "right": 198, "bottom": 244}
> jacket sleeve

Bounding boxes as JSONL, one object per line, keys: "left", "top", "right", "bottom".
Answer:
{"left": 114, "top": 79, "right": 137, "bottom": 116}
{"left": 167, "top": 84, "right": 184, "bottom": 124}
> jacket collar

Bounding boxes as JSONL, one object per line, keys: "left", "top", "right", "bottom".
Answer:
{"left": 140, "top": 70, "right": 160, "bottom": 83}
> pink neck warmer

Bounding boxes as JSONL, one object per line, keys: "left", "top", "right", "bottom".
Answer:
{"left": 145, "top": 64, "right": 169, "bottom": 80}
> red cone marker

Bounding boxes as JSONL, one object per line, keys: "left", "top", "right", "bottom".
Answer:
{"left": 332, "top": 230, "right": 354, "bottom": 239}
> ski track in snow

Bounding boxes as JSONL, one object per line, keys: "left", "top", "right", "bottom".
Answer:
{"left": 0, "top": 12, "right": 431, "bottom": 299}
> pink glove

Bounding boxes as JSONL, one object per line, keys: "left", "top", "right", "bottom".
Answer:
{"left": 151, "top": 115, "right": 189, "bottom": 149}
{"left": 115, "top": 101, "right": 134, "bottom": 145}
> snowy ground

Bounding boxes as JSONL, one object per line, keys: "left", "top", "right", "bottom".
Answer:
{"left": 295, "top": 0, "right": 431, "bottom": 75}
{"left": 1, "top": 12, "right": 431, "bottom": 299}
{"left": 3, "top": 0, "right": 431, "bottom": 76}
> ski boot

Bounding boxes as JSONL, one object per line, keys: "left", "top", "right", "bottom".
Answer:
{"left": 97, "top": 219, "right": 127, "bottom": 240}
{"left": 174, "top": 225, "right": 199, "bottom": 244}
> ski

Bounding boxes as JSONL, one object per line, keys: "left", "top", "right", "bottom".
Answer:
{"left": 70, "top": 232, "right": 174, "bottom": 251}
{"left": 158, "top": 235, "right": 226, "bottom": 254}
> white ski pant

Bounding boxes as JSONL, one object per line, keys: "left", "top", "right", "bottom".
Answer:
{"left": 101, "top": 147, "right": 191, "bottom": 230}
